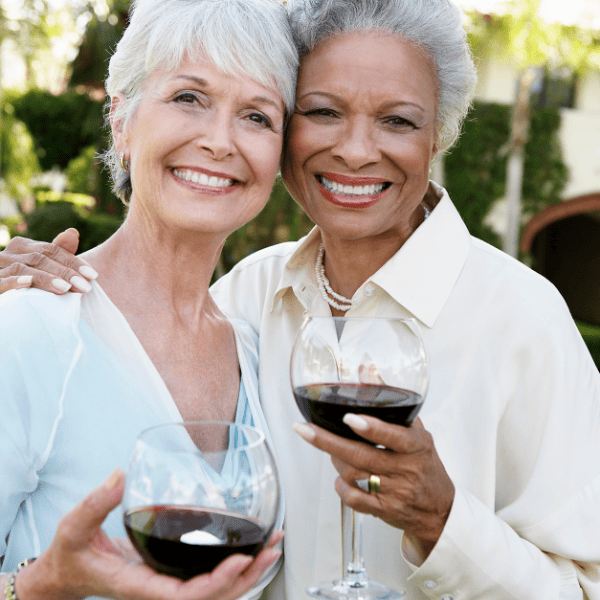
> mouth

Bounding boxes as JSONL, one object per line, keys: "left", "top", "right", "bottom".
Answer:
{"left": 316, "top": 174, "right": 391, "bottom": 208}
{"left": 172, "top": 168, "right": 239, "bottom": 190}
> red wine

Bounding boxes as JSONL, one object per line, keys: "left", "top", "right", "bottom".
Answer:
{"left": 293, "top": 383, "right": 423, "bottom": 442}
{"left": 124, "top": 505, "right": 269, "bottom": 580}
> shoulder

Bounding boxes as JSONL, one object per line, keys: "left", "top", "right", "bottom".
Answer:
{"left": 0, "top": 289, "right": 82, "bottom": 360}
{"left": 456, "top": 237, "right": 589, "bottom": 364}
{"left": 0, "top": 288, "right": 81, "bottom": 330}
{"left": 466, "top": 237, "right": 569, "bottom": 315}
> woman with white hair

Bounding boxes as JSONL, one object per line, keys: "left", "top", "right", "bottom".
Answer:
{"left": 0, "top": 0, "right": 297, "bottom": 599}
{"left": 3, "top": 0, "right": 600, "bottom": 599}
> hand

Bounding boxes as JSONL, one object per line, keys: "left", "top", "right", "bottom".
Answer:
{"left": 16, "top": 469, "right": 282, "bottom": 600}
{"left": 293, "top": 416, "right": 454, "bottom": 559}
{"left": 0, "top": 229, "right": 97, "bottom": 295}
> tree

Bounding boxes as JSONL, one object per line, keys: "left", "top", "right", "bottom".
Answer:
{"left": 465, "top": 0, "right": 600, "bottom": 256}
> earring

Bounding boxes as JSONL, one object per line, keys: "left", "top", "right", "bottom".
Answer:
{"left": 119, "top": 153, "right": 130, "bottom": 173}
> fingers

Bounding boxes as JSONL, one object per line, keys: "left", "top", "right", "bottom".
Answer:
{"left": 56, "top": 469, "right": 125, "bottom": 549}
{"left": 0, "top": 236, "right": 98, "bottom": 295}
{"left": 0, "top": 274, "right": 34, "bottom": 294}
{"left": 53, "top": 228, "right": 80, "bottom": 254}
{"left": 208, "top": 546, "right": 282, "bottom": 600}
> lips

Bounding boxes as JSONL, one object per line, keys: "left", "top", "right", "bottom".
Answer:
{"left": 171, "top": 167, "right": 242, "bottom": 195}
{"left": 316, "top": 173, "right": 391, "bottom": 208}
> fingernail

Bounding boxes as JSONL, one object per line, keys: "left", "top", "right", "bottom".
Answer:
{"left": 343, "top": 413, "right": 369, "bottom": 431}
{"left": 292, "top": 422, "right": 315, "bottom": 441}
{"left": 52, "top": 278, "right": 72, "bottom": 292}
{"left": 104, "top": 468, "right": 123, "bottom": 490}
{"left": 17, "top": 276, "right": 33, "bottom": 285}
{"left": 70, "top": 275, "right": 92, "bottom": 293}
{"left": 79, "top": 265, "right": 98, "bottom": 280}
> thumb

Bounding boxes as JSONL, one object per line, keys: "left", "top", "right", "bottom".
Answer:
{"left": 52, "top": 228, "right": 80, "bottom": 255}
{"left": 58, "top": 469, "right": 125, "bottom": 546}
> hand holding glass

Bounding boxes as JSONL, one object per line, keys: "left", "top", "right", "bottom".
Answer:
{"left": 291, "top": 317, "right": 428, "bottom": 599}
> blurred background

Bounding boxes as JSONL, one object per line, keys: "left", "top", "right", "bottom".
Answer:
{"left": 0, "top": 0, "right": 599, "bottom": 366}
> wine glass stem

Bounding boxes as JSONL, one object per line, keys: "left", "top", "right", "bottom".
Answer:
{"left": 341, "top": 503, "right": 368, "bottom": 587}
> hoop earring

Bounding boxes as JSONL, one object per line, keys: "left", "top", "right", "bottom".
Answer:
{"left": 119, "top": 153, "right": 130, "bottom": 173}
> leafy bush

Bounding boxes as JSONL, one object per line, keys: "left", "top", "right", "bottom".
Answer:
{"left": 1, "top": 92, "right": 41, "bottom": 202}
{"left": 445, "top": 101, "right": 566, "bottom": 249}
{"left": 10, "top": 89, "right": 104, "bottom": 171}
{"left": 20, "top": 200, "right": 122, "bottom": 253}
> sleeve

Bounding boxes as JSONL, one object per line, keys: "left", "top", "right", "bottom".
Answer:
{"left": 0, "top": 291, "right": 81, "bottom": 563}
{"left": 406, "top": 284, "right": 600, "bottom": 600}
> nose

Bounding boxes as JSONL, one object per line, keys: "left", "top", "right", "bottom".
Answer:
{"left": 331, "top": 117, "right": 381, "bottom": 170}
{"left": 195, "top": 111, "right": 235, "bottom": 161}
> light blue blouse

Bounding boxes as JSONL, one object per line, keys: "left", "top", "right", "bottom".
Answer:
{"left": 0, "top": 283, "right": 282, "bottom": 598}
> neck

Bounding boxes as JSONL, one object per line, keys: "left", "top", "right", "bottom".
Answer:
{"left": 81, "top": 207, "right": 225, "bottom": 326}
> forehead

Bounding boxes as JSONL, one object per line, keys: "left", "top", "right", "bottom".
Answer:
{"left": 147, "top": 54, "right": 286, "bottom": 109}
{"left": 297, "top": 31, "right": 439, "bottom": 108}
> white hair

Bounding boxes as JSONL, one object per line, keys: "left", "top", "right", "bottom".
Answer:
{"left": 104, "top": 0, "right": 298, "bottom": 202}
{"left": 285, "top": 0, "right": 477, "bottom": 151}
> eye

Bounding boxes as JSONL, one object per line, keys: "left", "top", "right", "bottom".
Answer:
{"left": 247, "top": 112, "right": 274, "bottom": 129}
{"left": 297, "top": 107, "right": 340, "bottom": 120}
{"left": 384, "top": 115, "right": 417, "bottom": 129}
{"left": 173, "top": 91, "right": 203, "bottom": 105}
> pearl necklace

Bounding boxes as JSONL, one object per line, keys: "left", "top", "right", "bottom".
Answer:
{"left": 314, "top": 203, "right": 432, "bottom": 312}
{"left": 315, "top": 242, "right": 353, "bottom": 311}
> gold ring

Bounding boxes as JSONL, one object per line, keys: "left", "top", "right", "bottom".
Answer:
{"left": 368, "top": 474, "right": 381, "bottom": 493}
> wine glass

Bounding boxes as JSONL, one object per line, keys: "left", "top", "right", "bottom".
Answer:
{"left": 290, "top": 317, "right": 428, "bottom": 600}
{"left": 122, "top": 421, "right": 281, "bottom": 580}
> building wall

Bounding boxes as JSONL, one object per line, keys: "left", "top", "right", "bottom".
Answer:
{"left": 473, "top": 57, "right": 600, "bottom": 216}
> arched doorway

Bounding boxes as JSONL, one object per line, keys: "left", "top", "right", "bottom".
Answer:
{"left": 520, "top": 193, "right": 600, "bottom": 327}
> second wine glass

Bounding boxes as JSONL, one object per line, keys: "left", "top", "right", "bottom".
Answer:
{"left": 290, "top": 317, "right": 428, "bottom": 600}
{"left": 122, "top": 421, "right": 280, "bottom": 580}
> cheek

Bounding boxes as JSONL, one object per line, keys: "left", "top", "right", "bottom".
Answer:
{"left": 252, "top": 138, "right": 283, "bottom": 190}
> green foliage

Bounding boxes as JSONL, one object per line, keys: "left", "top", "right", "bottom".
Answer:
{"left": 465, "top": 8, "right": 600, "bottom": 73}
{"left": 522, "top": 108, "right": 568, "bottom": 216}
{"left": 577, "top": 321, "right": 600, "bottom": 371}
{"left": 444, "top": 101, "right": 566, "bottom": 249}
{"left": 18, "top": 199, "right": 122, "bottom": 254}
{"left": 10, "top": 89, "right": 104, "bottom": 171}
{"left": 1, "top": 91, "right": 41, "bottom": 202}
{"left": 444, "top": 102, "right": 510, "bottom": 247}
{"left": 22, "top": 201, "right": 83, "bottom": 243}
{"left": 65, "top": 145, "right": 102, "bottom": 197}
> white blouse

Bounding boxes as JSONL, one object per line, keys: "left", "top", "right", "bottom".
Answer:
{"left": 0, "top": 283, "right": 282, "bottom": 600}
{"left": 211, "top": 183, "right": 600, "bottom": 600}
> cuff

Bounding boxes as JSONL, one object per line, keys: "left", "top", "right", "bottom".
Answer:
{"left": 402, "top": 485, "right": 561, "bottom": 600}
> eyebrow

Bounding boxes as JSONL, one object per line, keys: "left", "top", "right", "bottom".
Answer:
{"left": 170, "top": 74, "right": 284, "bottom": 113}
{"left": 297, "top": 91, "right": 426, "bottom": 113}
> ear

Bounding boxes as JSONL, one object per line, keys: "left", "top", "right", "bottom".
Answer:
{"left": 110, "top": 93, "right": 128, "bottom": 155}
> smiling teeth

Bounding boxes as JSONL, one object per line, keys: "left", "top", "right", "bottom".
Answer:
{"left": 173, "top": 169, "right": 234, "bottom": 187}
{"left": 320, "top": 176, "right": 385, "bottom": 197}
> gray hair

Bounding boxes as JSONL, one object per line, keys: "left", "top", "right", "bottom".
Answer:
{"left": 285, "top": 0, "right": 477, "bottom": 151}
{"left": 103, "top": 0, "right": 298, "bottom": 202}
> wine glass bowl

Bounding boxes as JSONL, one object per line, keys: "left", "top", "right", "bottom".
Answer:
{"left": 290, "top": 317, "right": 428, "bottom": 599}
{"left": 122, "top": 421, "right": 280, "bottom": 580}
{"left": 291, "top": 317, "right": 428, "bottom": 443}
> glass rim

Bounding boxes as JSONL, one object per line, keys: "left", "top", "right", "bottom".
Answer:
{"left": 303, "top": 316, "right": 418, "bottom": 322}
{"left": 135, "top": 420, "right": 266, "bottom": 452}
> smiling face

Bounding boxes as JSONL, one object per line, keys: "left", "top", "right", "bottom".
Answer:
{"left": 281, "top": 31, "right": 439, "bottom": 246}
{"left": 113, "top": 55, "right": 285, "bottom": 239}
